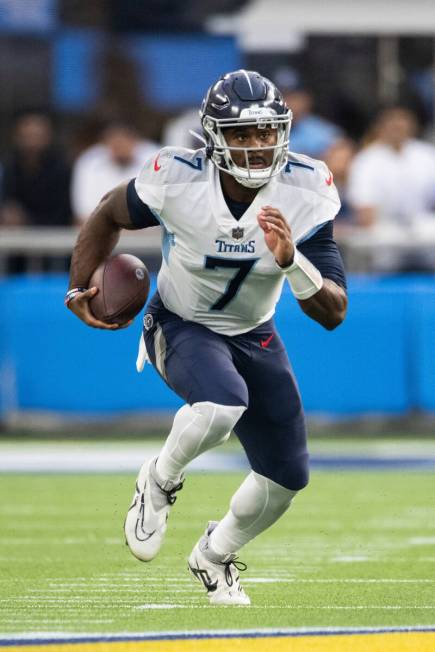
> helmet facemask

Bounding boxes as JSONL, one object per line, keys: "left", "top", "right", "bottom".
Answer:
{"left": 201, "top": 110, "right": 292, "bottom": 188}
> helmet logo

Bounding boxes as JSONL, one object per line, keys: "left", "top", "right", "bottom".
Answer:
{"left": 239, "top": 108, "right": 276, "bottom": 119}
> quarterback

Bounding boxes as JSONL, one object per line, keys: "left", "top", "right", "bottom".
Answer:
{"left": 67, "top": 70, "right": 347, "bottom": 605}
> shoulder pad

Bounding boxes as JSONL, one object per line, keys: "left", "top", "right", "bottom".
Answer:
{"left": 135, "top": 146, "right": 207, "bottom": 213}
{"left": 277, "top": 151, "right": 340, "bottom": 237}
{"left": 280, "top": 151, "right": 335, "bottom": 197}
{"left": 157, "top": 146, "right": 207, "bottom": 184}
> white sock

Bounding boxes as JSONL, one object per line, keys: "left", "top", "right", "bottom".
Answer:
{"left": 209, "top": 471, "right": 297, "bottom": 556}
{"left": 155, "top": 401, "right": 246, "bottom": 482}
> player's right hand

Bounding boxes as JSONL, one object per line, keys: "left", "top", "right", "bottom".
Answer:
{"left": 67, "top": 287, "right": 130, "bottom": 330}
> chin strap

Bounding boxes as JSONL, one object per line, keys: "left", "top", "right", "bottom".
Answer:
{"left": 232, "top": 168, "right": 270, "bottom": 189}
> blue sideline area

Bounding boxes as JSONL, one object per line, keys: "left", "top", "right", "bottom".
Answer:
{"left": 0, "top": 274, "right": 434, "bottom": 418}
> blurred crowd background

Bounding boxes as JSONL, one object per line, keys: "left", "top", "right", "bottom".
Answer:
{"left": 1, "top": 0, "right": 435, "bottom": 428}
{"left": 2, "top": 0, "right": 435, "bottom": 274}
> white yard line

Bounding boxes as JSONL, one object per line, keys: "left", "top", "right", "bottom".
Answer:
{"left": 0, "top": 445, "right": 245, "bottom": 473}
{"left": 4, "top": 577, "right": 433, "bottom": 589}
{"left": 333, "top": 555, "right": 370, "bottom": 562}
{"left": 134, "top": 604, "right": 189, "bottom": 609}
{"left": 243, "top": 578, "right": 435, "bottom": 583}
{"left": 409, "top": 537, "right": 435, "bottom": 544}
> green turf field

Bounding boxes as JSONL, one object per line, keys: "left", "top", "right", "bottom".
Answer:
{"left": 0, "top": 470, "right": 434, "bottom": 634}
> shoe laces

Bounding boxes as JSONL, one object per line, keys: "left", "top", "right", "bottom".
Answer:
{"left": 156, "top": 478, "right": 184, "bottom": 505}
{"left": 221, "top": 556, "right": 248, "bottom": 587}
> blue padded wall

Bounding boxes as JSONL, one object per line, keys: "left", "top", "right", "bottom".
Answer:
{"left": 275, "top": 278, "right": 411, "bottom": 415}
{"left": 0, "top": 275, "right": 182, "bottom": 416}
{"left": 0, "top": 274, "right": 434, "bottom": 418}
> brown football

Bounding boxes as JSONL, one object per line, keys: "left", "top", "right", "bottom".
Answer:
{"left": 88, "top": 254, "right": 150, "bottom": 325}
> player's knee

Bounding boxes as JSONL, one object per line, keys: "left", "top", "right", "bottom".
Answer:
{"left": 259, "top": 450, "right": 309, "bottom": 492}
{"left": 296, "top": 467, "right": 310, "bottom": 490}
{"left": 210, "top": 403, "right": 246, "bottom": 439}
{"left": 278, "top": 460, "right": 310, "bottom": 491}
{"left": 192, "top": 401, "right": 246, "bottom": 446}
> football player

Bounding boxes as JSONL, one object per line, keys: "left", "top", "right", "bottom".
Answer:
{"left": 67, "top": 70, "right": 347, "bottom": 605}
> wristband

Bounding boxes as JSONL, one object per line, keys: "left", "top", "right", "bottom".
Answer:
{"left": 279, "top": 249, "right": 323, "bottom": 299}
{"left": 64, "top": 287, "right": 87, "bottom": 307}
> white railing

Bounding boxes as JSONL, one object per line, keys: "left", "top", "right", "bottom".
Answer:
{"left": 1, "top": 222, "right": 435, "bottom": 274}
{"left": 0, "top": 226, "right": 161, "bottom": 274}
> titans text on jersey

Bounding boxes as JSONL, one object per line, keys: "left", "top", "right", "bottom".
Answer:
{"left": 128, "top": 146, "right": 341, "bottom": 335}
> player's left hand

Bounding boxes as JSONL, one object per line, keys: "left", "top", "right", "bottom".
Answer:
{"left": 257, "top": 206, "right": 295, "bottom": 267}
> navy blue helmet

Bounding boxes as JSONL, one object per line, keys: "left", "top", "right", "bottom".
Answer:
{"left": 200, "top": 69, "right": 292, "bottom": 188}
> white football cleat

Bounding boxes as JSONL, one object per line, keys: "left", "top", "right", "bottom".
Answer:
{"left": 124, "top": 457, "right": 184, "bottom": 562}
{"left": 188, "top": 521, "right": 250, "bottom": 606}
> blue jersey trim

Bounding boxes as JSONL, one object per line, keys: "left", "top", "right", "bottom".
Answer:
{"left": 150, "top": 210, "right": 175, "bottom": 264}
{"left": 160, "top": 226, "right": 175, "bottom": 263}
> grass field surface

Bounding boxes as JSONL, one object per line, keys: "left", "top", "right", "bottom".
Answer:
{"left": 1, "top": 467, "right": 434, "bottom": 638}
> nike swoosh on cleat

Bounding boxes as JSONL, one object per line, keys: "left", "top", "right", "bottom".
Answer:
{"left": 135, "top": 519, "right": 156, "bottom": 542}
{"left": 132, "top": 487, "right": 158, "bottom": 541}
{"left": 154, "top": 154, "right": 161, "bottom": 172}
{"left": 325, "top": 171, "right": 333, "bottom": 186}
{"left": 260, "top": 334, "right": 274, "bottom": 348}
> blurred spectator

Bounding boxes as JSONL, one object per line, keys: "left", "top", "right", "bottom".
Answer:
{"left": 347, "top": 107, "right": 435, "bottom": 227}
{"left": 323, "top": 138, "right": 356, "bottom": 224}
{"left": 162, "top": 108, "right": 202, "bottom": 149}
{"left": 274, "top": 69, "right": 342, "bottom": 158}
{"left": 71, "top": 121, "right": 158, "bottom": 223}
{"left": 0, "top": 111, "right": 72, "bottom": 227}
{"left": 347, "top": 106, "right": 435, "bottom": 271}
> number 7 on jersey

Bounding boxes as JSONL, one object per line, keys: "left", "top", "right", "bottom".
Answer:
{"left": 204, "top": 256, "right": 259, "bottom": 310}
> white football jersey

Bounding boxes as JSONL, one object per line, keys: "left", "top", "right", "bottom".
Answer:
{"left": 135, "top": 147, "right": 340, "bottom": 335}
